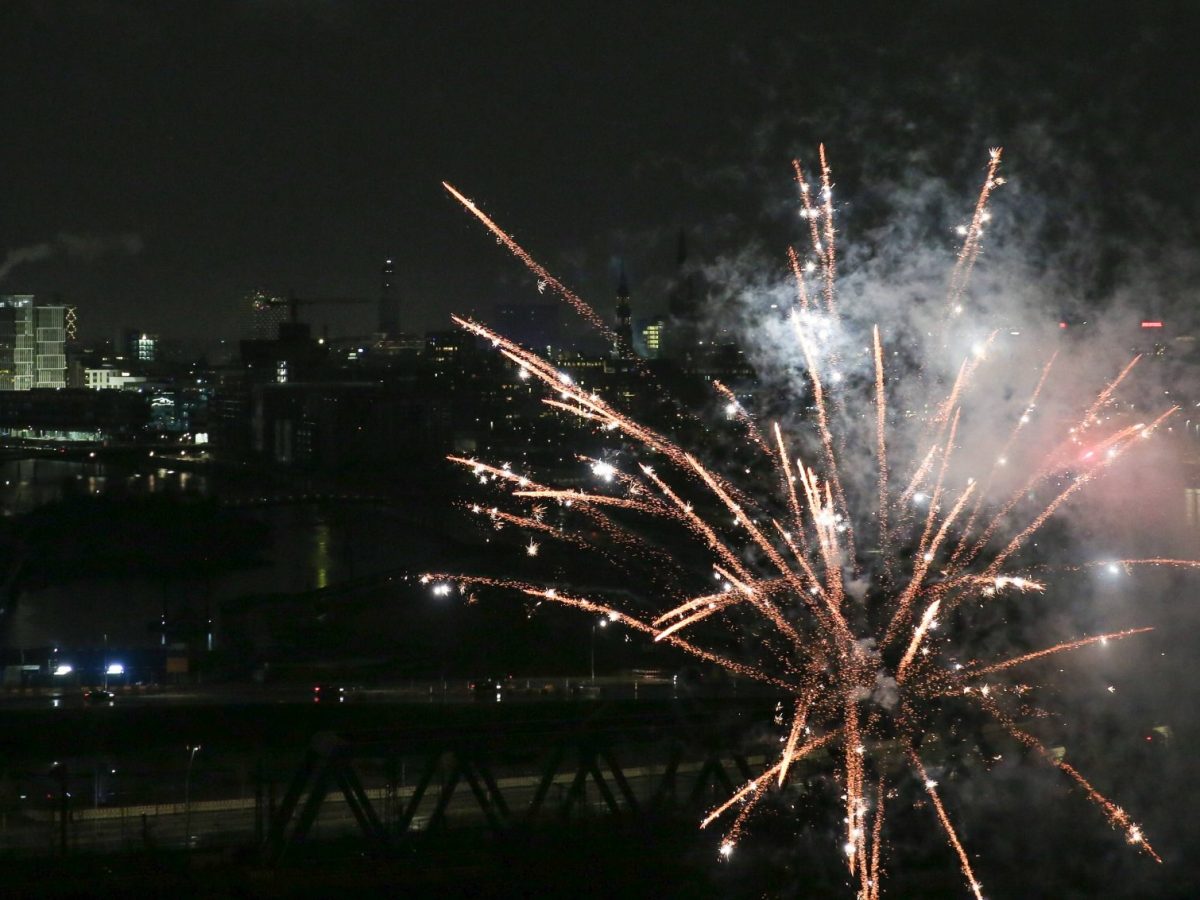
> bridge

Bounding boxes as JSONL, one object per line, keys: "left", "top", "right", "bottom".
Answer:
{"left": 262, "top": 698, "right": 792, "bottom": 863}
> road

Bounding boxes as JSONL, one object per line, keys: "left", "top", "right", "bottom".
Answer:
{"left": 0, "top": 674, "right": 766, "bottom": 710}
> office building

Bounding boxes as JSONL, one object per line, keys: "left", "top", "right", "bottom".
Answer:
{"left": 123, "top": 329, "right": 159, "bottom": 363}
{"left": 639, "top": 316, "right": 665, "bottom": 360}
{"left": 0, "top": 295, "right": 67, "bottom": 390}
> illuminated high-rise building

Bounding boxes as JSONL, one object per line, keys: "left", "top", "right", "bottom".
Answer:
{"left": 379, "top": 258, "right": 400, "bottom": 337}
{"left": 124, "top": 328, "right": 159, "bottom": 363}
{"left": 640, "top": 316, "right": 665, "bottom": 360}
{"left": 0, "top": 295, "right": 66, "bottom": 390}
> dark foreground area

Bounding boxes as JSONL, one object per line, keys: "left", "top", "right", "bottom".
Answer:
{"left": 0, "top": 695, "right": 1197, "bottom": 898}
{"left": 5, "top": 812, "right": 1200, "bottom": 900}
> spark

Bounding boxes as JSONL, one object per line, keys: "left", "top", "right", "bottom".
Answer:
{"left": 591, "top": 460, "right": 617, "bottom": 481}
{"left": 437, "top": 148, "right": 1183, "bottom": 897}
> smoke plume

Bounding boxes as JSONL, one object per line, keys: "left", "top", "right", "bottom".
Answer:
{"left": 0, "top": 232, "right": 144, "bottom": 283}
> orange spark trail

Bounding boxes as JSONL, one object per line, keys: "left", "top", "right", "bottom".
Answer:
{"left": 885, "top": 436, "right": 976, "bottom": 647}
{"left": 967, "top": 627, "right": 1153, "bottom": 675}
{"left": 843, "top": 698, "right": 867, "bottom": 875}
{"left": 897, "top": 443, "right": 941, "bottom": 510}
{"left": 639, "top": 465, "right": 755, "bottom": 584}
{"left": 1081, "top": 354, "right": 1141, "bottom": 426}
{"left": 950, "top": 352, "right": 1058, "bottom": 566}
{"left": 873, "top": 326, "right": 889, "bottom": 564}
{"left": 818, "top": 144, "right": 838, "bottom": 316}
{"left": 956, "top": 574, "right": 1046, "bottom": 596}
{"left": 773, "top": 423, "right": 809, "bottom": 543}
{"left": 986, "top": 408, "right": 1178, "bottom": 576}
{"left": 792, "top": 159, "right": 825, "bottom": 310}
{"left": 787, "top": 245, "right": 813, "bottom": 312}
{"left": 517, "top": 588, "right": 793, "bottom": 688}
{"left": 866, "top": 778, "right": 886, "bottom": 900}
{"left": 685, "top": 452, "right": 830, "bottom": 621}
{"left": 647, "top": 565, "right": 767, "bottom": 642}
{"left": 918, "top": 408, "right": 961, "bottom": 563}
{"left": 778, "top": 696, "right": 813, "bottom": 786}
{"left": 641, "top": 464, "right": 818, "bottom": 652}
{"left": 962, "top": 357, "right": 1146, "bottom": 567}
{"left": 426, "top": 573, "right": 786, "bottom": 688}
{"left": 945, "top": 147, "right": 1003, "bottom": 318}
{"left": 900, "top": 340, "right": 993, "bottom": 524}
{"left": 440, "top": 148, "right": 1191, "bottom": 894}
{"left": 896, "top": 599, "right": 941, "bottom": 683}
{"left": 908, "top": 748, "right": 985, "bottom": 900}
{"left": 652, "top": 594, "right": 742, "bottom": 642}
{"left": 512, "top": 488, "right": 659, "bottom": 513}
{"left": 653, "top": 589, "right": 744, "bottom": 625}
{"left": 701, "top": 729, "right": 841, "bottom": 829}
{"left": 975, "top": 694, "right": 1161, "bottom": 863}
{"left": 443, "top": 183, "right": 615, "bottom": 339}
{"left": 790, "top": 311, "right": 854, "bottom": 560}
{"left": 714, "top": 379, "right": 773, "bottom": 457}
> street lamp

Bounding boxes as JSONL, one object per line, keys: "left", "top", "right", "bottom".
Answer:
{"left": 184, "top": 745, "right": 201, "bottom": 847}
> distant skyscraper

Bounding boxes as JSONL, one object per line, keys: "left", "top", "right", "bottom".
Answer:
{"left": 246, "top": 289, "right": 288, "bottom": 339}
{"left": 666, "top": 230, "right": 700, "bottom": 362}
{"left": 379, "top": 258, "right": 400, "bottom": 337}
{"left": 64, "top": 305, "right": 78, "bottom": 341}
{"left": 614, "top": 264, "right": 633, "bottom": 357}
{"left": 639, "top": 316, "right": 665, "bottom": 360}
{"left": 0, "top": 295, "right": 66, "bottom": 390}
{"left": 128, "top": 332, "right": 158, "bottom": 363}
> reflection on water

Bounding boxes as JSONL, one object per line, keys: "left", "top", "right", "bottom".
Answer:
{"left": 1, "top": 458, "right": 435, "bottom": 650}
{"left": 7, "top": 502, "right": 428, "bottom": 649}
{"left": 313, "top": 521, "right": 332, "bottom": 590}
{"left": 0, "top": 457, "right": 209, "bottom": 516}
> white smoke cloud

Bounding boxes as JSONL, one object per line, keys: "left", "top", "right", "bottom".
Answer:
{"left": 0, "top": 232, "right": 144, "bottom": 283}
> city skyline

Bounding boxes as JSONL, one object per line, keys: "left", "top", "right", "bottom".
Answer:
{"left": 2, "top": 3, "right": 1197, "bottom": 344}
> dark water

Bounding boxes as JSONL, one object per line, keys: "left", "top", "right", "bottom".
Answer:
{"left": 0, "top": 457, "right": 210, "bottom": 518}
{"left": 0, "top": 458, "right": 447, "bottom": 652}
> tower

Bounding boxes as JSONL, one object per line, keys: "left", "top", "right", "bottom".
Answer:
{"left": 379, "top": 258, "right": 399, "bottom": 337}
{"left": 667, "top": 230, "right": 696, "bottom": 320}
{"left": 614, "top": 264, "right": 633, "bottom": 357}
{"left": 665, "top": 229, "right": 699, "bottom": 362}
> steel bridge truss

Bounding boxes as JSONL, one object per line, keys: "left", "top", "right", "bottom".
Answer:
{"left": 264, "top": 701, "right": 784, "bottom": 862}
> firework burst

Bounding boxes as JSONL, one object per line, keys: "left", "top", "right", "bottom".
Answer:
{"left": 428, "top": 149, "right": 1189, "bottom": 897}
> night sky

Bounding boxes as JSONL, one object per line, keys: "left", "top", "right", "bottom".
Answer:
{"left": 1, "top": 1, "right": 1197, "bottom": 345}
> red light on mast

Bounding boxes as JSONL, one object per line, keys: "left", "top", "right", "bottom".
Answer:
{"left": 1140, "top": 321, "right": 1163, "bottom": 329}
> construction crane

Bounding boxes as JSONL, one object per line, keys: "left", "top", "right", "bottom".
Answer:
{"left": 277, "top": 292, "right": 369, "bottom": 324}
{"left": 246, "top": 290, "right": 373, "bottom": 342}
